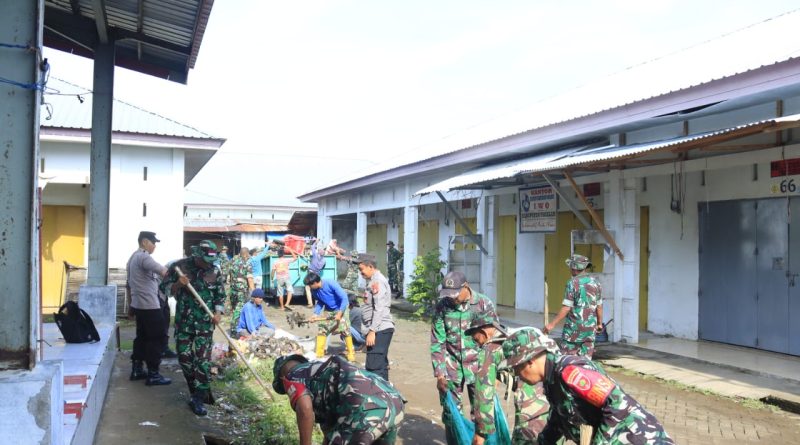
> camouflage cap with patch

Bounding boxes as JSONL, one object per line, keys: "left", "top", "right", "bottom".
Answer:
{"left": 565, "top": 253, "right": 591, "bottom": 271}
{"left": 191, "top": 239, "right": 218, "bottom": 264}
{"left": 503, "top": 327, "right": 559, "bottom": 367}
{"left": 465, "top": 309, "right": 499, "bottom": 335}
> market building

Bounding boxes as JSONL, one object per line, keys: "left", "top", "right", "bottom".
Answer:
{"left": 300, "top": 11, "right": 800, "bottom": 356}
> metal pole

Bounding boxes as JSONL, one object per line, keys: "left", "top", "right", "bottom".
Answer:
{"left": 563, "top": 172, "right": 625, "bottom": 260}
{"left": 175, "top": 269, "right": 275, "bottom": 401}
{"left": 87, "top": 41, "right": 115, "bottom": 285}
{"left": 435, "top": 191, "right": 488, "bottom": 255}
{"left": 541, "top": 174, "right": 593, "bottom": 229}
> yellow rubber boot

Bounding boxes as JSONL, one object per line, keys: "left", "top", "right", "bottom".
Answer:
{"left": 344, "top": 335, "right": 356, "bottom": 362}
{"left": 315, "top": 335, "right": 327, "bottom": 358}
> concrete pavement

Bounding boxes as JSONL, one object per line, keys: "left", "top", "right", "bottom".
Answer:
{"left": 391, "top": 298, "right": 800, "bottom": 414}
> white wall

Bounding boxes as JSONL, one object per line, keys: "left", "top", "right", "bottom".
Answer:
{"left": 41, "top": 140, "right": 186, "bottom": 268}
{"left": 623, "top": 142, "right": 800, "bottom": 339}
{"left": 186, "top": 206, "right": 297, "bottom": 221}
{"left": 240, "top": 232, "right": 267, "bottom": 250}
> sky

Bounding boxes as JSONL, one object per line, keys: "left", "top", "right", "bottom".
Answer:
{"left": 43, "top": 0, "right": 800, "bottom": 207}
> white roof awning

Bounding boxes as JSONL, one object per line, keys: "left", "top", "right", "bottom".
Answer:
{"left": 414, "top": 113, "right": 800, "bottom": 196}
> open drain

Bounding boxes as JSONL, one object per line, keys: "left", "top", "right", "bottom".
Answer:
{"left": 203, "top": 433, "right": 232, "bottom": 445}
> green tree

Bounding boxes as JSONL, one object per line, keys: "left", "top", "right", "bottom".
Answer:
{"left": 407, "top": 249, "right": 446, "bottom": 316}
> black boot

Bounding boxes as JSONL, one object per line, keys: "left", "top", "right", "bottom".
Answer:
{"left": 145, "top": 369, "right": 172, "bottom": 386}
{"left": 161, "top": 347, "right": 177, "bottom": 358}
{"left": 130, "top": 361, "right": 147, "bottom": 381}
{"left": 189, "top": 390, "right": 208, "bottom": 416}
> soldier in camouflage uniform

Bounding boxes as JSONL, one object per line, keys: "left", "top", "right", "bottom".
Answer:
{"left": 386, "top": 241, "right": 401, "bottom": 294}
{"left": 467, "top": 311, "right": 550, "bottom": 444}
{"left": 504, "top": 328, "right": 674, "bottom": 445}
{"left": 227, "top": 247, "right": 254, "bottom": 335}
{"left": 396, "top": 245, "right": 404, "bottom": 297}
{"left": 340, "top": 249, "right": 361, "bottom": 296}
{"left": 465, "top": 309, "right": 506, "bottom": 444}
{"left": 431, "top": 271, "right": 496, "bottom": 445}
{"left": 160, "top": 240, "right": 225, "bottom": 416}
{"left": 273, "top": 354, "right": 405, "bottom": 444}
{"left": 512, "top": 379, "right": 551, "bottom": 444}
{"left": 544, "top": 254, "right": 603, "bottom": 358}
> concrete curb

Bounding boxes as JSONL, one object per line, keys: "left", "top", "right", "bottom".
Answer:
{"left": 596, "top": 342, "right": 800, "bottom": 415}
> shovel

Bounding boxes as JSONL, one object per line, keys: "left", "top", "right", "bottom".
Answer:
{"left": 595, "top": 318, "right": 614, "bottom": 343}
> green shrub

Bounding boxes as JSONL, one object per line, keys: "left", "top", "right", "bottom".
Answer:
{"left": 406, "top": 249, "right": 446, "bottom": 316}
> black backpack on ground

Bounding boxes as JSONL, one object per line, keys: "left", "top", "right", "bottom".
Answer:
{"left": 54, "top": 300, "right": 101, "bottom": 343}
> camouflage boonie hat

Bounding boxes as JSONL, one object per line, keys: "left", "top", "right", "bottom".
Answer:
{"left": 465, "top": 309, "right": 499, "bottom": 335}
{"left": 191, "top": 240, "right": 218, "bottom": 264}
{"left": 503, "top": 328, "right": 559, "bottom": 367}
{"left": 272, "top": 354, "right": 308, "bottom": 395}
{"left": 349, "top": 249, "right": 359, "bottom": 259}
{"left": 565, "top": 254, "right": 591, "bottom": 271}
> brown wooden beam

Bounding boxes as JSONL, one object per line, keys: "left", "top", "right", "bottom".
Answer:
{"left": 564, "top": 171, "right": 624, "bottom": 261}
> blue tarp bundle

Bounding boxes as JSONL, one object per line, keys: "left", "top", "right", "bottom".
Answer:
{"left": 445, "top": 392, "right": 512, "bottom": 445}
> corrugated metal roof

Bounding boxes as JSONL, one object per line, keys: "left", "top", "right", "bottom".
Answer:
{"left": 415, "top": 114, "right": 800, "bottom": 195}
{"left": 308, "top": 9, "right": 800, "bottom": 199}
{"left": 184, "top": 223, "right": 289, "bottom": 233}
{"left": 41, "top": 77, "right": 220, "bottom": 140}
{"left": 44, "top": 0, "right": 214, "bottom": 84}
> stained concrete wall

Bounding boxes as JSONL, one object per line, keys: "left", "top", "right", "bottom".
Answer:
{"left": 0, "top": 361, "right": 63, "bottom": 445}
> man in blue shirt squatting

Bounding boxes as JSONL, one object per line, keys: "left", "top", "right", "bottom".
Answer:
{"left": 303, "top": 271, "right": 356, "bottom": 362}
{"left": 249, "top": 245, "right": 270, "bottom": 290}
{"left": 236, "top": 288, "right": 276, "bottom": 339}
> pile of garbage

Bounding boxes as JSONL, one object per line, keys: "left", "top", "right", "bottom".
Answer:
{"left": 238, "top": 335, "right": 304, "bottom": 359}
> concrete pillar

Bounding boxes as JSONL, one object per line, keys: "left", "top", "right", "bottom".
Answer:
{"left": 477, "top": 196, "right": 497, "bottom": 299}
{"left": 356, "top": 212, "right": 367, "bottom": 254}
{"left": 316, "top": 203, "right": 333, "bottom": 243}
{"left": 87, "top": 42, "right": 115, "bottom": 285}
{"left": 402, "top": 205, "right": 419, "bottom": 296}
{"left": 0, "top": 0, "right": 43, "bottom": 371}
{"left": 606, "top": 171, "right": 639, "bottom": 343}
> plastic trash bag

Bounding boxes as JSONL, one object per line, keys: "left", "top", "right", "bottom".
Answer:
{"left": 444, "top": 392, "right": 511, "bottom": 445}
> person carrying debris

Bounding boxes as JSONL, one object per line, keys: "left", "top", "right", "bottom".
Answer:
{"left": 503, "top": 328, "right": 674, "bottom": 444}
{"left": 466, "top": 311, "right": 550, "bottom": 444}
{"left": 273, "top": 354, "right": 406, "bottom": 445}
{"left": 227, "top": 247, "right": 254, "bottom": 336}
{"left": 271, "top": 247, "right": 298, "bottom": 311}
{"left": 160, "top": 240, "right": 225, "bottom": 416}
{"left": 304, "top": 271, "right": 356, "bottom": 361}
{"left": 236, "top": 288, "right": 275, "bottom": 339}
{"left": 339, "top": 249, "right": 362, "bottom": 296}
{"left": 431, "top": 271, "right": 496, "bottom": 445}
{"left": 543, "top": 254, "right": 603, "bottom": 358}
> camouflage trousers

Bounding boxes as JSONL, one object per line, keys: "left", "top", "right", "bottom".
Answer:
{"left": 323, "top": 389, "right": 405, "bottom": 445}
{"left": 512, "top": 381, "right": 550, "bottom": 444}
{"left": 387, "top": 266, "right": 398, "bottom": 291}
{"left": 317, "top": 307, "right": 351, "bottom": 337}
{"left": 439, "top": 380, "right": 477, "bottom": 445}
{"left": 560, "top": 338, "right": 595, "bottom": 358}
{"left": 176, "top": 325, "right": 213, "bottom": 392}
{"left": 229, "top": 285, "right": 248, "bottom": 331}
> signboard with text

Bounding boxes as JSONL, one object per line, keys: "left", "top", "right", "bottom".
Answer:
{"left": 519, "top": 185, "right": 557, "bottom": 233}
